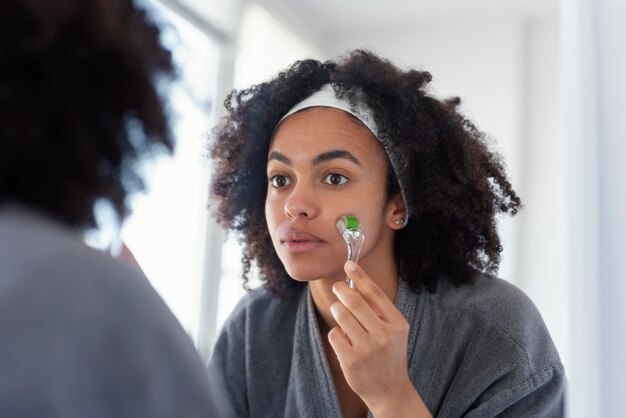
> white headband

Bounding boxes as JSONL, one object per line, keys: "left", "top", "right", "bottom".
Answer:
{"left": 276, "top": 83, "right": 410, "bottom": 227}
{"left": 278, "top": 84, "right": 380, "bottom": 139}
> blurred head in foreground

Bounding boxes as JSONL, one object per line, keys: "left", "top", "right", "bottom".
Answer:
{"left": 0, "top": 0, "right": 176, "bottom": 227}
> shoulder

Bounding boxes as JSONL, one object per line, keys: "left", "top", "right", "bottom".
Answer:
{"left": 433, "top": 273, "right": 540, "bottom": 325}
{"left": 0, "top": 204, "right": 195, "bottom": 352}
{"left": 211, "top": 284, "right": 305, "bottom": 366}
{"left": 427, "top": 273, "right": 561, "bottom": 373}
{"left": 216, "top": 284, "right": 305, "bottom": 344}
{"left": 0, "top": 206, "right": 218, "bottom": 417}
{"left": 416, "top": 275, "right": 565, "bottom": 415}
{"left": 209, "top": 285, "right": 304, "bottom": 417}
{"left": 0, "top": 204, "right": 148, "bottom": 304}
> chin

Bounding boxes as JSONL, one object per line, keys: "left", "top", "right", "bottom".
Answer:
{"left": 276, "top": 244, "right": 347, "bottom": 282}
{"left": 285, "top": 268, "right": 325, "bottom": 282}
{"left": 283, "top": 261, "right": 343, "bottom": 283}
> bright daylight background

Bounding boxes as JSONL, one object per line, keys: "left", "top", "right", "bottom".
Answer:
{"left": 95, "top": 1, "right": 625, "bottom": 417}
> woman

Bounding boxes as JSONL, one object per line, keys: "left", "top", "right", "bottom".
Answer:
{"left": 208, "top": 50, "right": 564, "bottom": 417}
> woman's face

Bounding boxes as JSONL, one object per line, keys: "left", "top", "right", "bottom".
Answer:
{"left": 265, "top": 107, "right": 403, "bottom": 282}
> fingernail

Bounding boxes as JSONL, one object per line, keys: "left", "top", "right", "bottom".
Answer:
{"left": 346, "top": 261, "right": 357, "bottom": 272}
{"left": 330, "top": 303, "right": 340, "bottom": 317}
{"left": 332, "top": 282, "right": 341, "bottom": 294}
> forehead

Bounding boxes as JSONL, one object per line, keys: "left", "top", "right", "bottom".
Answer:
{"left": 269, "top": 107, "right": 387, "bottom": 162}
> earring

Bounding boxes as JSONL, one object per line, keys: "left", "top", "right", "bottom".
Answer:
{"left": 394, "top": 218, "right": 404, "bottom": 225}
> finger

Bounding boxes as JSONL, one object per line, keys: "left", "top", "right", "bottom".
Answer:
{"left": 332, "top": 281, "right": 382, "bottom": 333}
{"left": 327, "top": 326, "right": 354, "bottom": 363}
{"left": 330, "top": 301, "right": 369, "bottom": 347}
{"left": 344, "top": 261, "right": 404, "bottom": 322}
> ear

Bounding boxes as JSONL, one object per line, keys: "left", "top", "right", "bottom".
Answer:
{"left": 385, "top": 193, "right": 407, "bottom": 230}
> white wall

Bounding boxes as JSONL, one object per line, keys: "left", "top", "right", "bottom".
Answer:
{"left": 234, "top": 2, "right": 324, "bottom": 88}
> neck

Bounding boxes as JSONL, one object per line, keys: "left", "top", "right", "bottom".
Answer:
{"left": 309, "top": 247, "right": 399, "bottom": 333}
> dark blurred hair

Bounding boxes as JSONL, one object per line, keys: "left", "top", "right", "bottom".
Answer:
{"left": 210, "top": 50, "right": 522, "bottom": 296}
{"left": 0, "top": 0, "right": 176, "bottom": 227}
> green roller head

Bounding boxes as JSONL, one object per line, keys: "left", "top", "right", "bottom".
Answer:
{"left": 344, "top": 215, "right": 359, "bottom": 231}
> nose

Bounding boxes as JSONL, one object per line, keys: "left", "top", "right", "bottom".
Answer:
{"left": 284, "top": 182, "right": 319, "bottom": 221}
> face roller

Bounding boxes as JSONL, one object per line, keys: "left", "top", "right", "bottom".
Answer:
{"left": 336, "top": 215, "right": 365, "bottom": 288}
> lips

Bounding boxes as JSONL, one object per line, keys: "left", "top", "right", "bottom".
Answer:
{"left": 280, "top": 230, "right": 324, "bottom": 254}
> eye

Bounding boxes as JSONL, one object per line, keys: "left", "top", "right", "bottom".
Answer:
{"left": 269, "top": 175, "right": 292, "bottom": 188}
{"left": 323, "top": 173, "right": 349, "bottom": 186}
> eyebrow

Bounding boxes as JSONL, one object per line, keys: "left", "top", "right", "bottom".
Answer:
{"left": 267, "top": 150, "right": 361, "bottom": 167}
{"left": 267, "top": 151, "right": 291, "bottom": 164}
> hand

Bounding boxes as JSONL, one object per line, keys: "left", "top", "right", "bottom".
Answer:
{"left": 328, "top": 261, "right": 431, "bottom": 418}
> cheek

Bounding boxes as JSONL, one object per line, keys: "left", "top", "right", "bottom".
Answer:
{"left": 360, "top": 211, "right": 386, "bottom": 240}
{"left": 264, "top": 196, "right": 280, "bottom": 241}
{"left": 350, "top": 199, "right": 388, "bottom": 249}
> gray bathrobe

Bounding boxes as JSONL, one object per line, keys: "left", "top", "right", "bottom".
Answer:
{"left": 210, "top": 274, "right": 564, "bottom": 417}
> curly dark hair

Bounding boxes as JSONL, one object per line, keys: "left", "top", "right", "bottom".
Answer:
{"left": 0, "top": 0, "right": 176, "bottom": 227}
{"left": 210, "top": 50, "right": 521, "bottom": 296}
